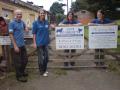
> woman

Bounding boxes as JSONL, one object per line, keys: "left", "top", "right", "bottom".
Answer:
{"left": 59, "top": 11, "right": 81, "bottom": 66}
{"left": 89, "top": 10, "right": 113, "bottom": 66}
{"left": 89, "top": 10, "right": 112, "bottom": 25}
{"left": 0, "top": 17, "right": 8, "bottom": 36}
{"left": 32, "top": 9, "right": 50, "bottom": 76}
{"left": 0, "top": 17, "right": 9, "bottom": 71}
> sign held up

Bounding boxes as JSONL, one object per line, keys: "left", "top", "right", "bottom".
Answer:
{"left": 55, "top": 26, "right": 84, "bottom": 49}
{"left": 0, "top": 36, "right": 11, "bottom": 45}
{"left": 89, "top": 25, "right": 118, "bottom": 49}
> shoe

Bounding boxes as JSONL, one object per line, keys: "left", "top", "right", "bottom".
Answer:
{"left": 99, "top": 62, "right": 105, "bottom": 66}
{"left": 45, "top": 71, "right": 48, "bottom": 74}
{"left": 64, "top": 62, "right": 69, "bottom": 66}
{"left": 94, "top": 62, "right": 99, "bottom": 66}
{"left": 70, "top": 62, "right": 75, "bottom": 66}
{"left": 17, "top": 76, "right": 27, "bottom": 82}
{"left": 43, "top": 72, "right": 48, "bottom": 77}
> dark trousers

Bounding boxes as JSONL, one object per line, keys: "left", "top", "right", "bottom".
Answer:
{"left": 95, "top": 49, "right": 104, "bottom": 65}
{"left": 11, "top": 46, "right": 28, "bottom": 78}
{"left": 64, "top": 49, "right": 76, "bottom": 66}
{"left": 37, "top": 46, "right": 48, "bottom": 74}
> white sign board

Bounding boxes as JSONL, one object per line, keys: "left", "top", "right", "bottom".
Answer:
{"left": 0, "top": 36, "right": 11, "bottom": 45}
{"left": 55, "top": 26, "right": 84, "bottom": 49}
{"left": 24, "top": 30, "right": 33, "bottom": 38}
{"left": 89, "top": 25, "right": 118, "bottom": 49}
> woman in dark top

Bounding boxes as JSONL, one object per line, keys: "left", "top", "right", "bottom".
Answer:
{"left": 59, "top": 12, "right": 81, "bottom": 66}
{"left": 89, "top": 10, "right": 113, "bottom": 66}
{"left": 0, "top": 17, "right": 9, "bottom": 70}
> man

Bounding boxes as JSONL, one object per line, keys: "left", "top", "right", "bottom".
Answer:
{"left": 9, "top": 9, "right": 28, "bottom": 82}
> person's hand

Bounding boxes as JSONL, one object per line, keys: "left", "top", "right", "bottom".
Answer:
{"left": 88, "top": 23, "right": 94, "bottom": 25}
{"left": 33, "top": 43, "right": 37, "bottom": 49}
{"left": 25, "top": 29, "right": 29, "bottom": 32}
{"left": 50, "top": 24, "right": 56, "bottom": 29}
{"left": 25, "top": 27, "right": 29, "bottom": 32}
{"left": 14, "top": 46, "right": 19, "bottom": 53}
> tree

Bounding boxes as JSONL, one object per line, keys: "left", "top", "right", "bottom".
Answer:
{"left": 71, "top": 0, "right": 120, "bottom": 19}
{"left": 56, "top": 13, "right": 66, "bottom": 24}
{"left": 50, "top": 2, "right": 64, "bottom": 15}
{"left": 71, "top": 0, "right": 89, "bottom": 12}
{"left": 71, "top": 0, "right": 116, "bottom": 12}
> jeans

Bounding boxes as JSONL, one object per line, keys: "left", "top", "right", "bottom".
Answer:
{"left": 37, "top": 46, "right": 49, "bottom": 74}
{"left": 64, "top": 49, "right": 76, "bottom": 66}
{"left": 11, "top": 46, "right": 28, "bottom": 78}
{"left": 94, "top": 49, "right": 104, "bottom": 65}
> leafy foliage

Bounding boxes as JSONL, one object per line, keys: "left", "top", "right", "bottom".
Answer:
{"left": 56, "top": 13, "right": 65, "bottom": 24}
{"left": 50, "top": 2, "right": 64, "bottom": 15}
{"left": 72, "top": 0, "right": 117, "bottom": 12}
{"left": 71, "top": 0, "right": 120, "bottom": 19}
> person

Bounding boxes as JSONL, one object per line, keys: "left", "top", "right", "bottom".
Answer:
{"left": 59, "top": 11, "right": 81, "bottom": 66}
{"left": 89, "top": 10, "right": 112, "bottom": 25}
{"left": 9, "top": 9, "right": 28, "bottom": 82}
{"left": 0, "top": 17, "right": 9, "bottom": 70}
{"left": 0, "top": 17, "right": 8, "bottom": 36}
{"left": 32, "top": 9, "right": 52, "bottom": 77}
{"left": 88, "top": 10, "right": 113, "bottom": 66}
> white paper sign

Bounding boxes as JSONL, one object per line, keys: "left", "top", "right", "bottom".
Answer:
{"left": 24, "top": 30, "right": 33, "bottom": 38}
{"left": 89, "top": 25, "right": 118, "bottom": 49}
{"left": 0, "top": 36, "right": 11, "bottom": 45}
{"left": 55, "top": 26, "right": 84, "bottom": 49}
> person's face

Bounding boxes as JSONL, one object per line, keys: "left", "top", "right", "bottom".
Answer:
{"left": 15, "top": 11, "right": 22, "bottom": 20}
{"left": 39, "top": 10, "right": 46, "bottom": 20}
{"left": 97, "top": 12, "right": 104, "bottom": 20}
{"left": 0, "top": 21, "right": 6, "bottom": 28}
{"left": 68, "top": 13, "right": 73, "bottom": 21}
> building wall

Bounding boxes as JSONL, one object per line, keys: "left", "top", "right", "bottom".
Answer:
{"left": 0, "top": 1, "right": 38, "bottom": 55}
{"left": 0, "top": 1, "right": 38, "bottom": 27}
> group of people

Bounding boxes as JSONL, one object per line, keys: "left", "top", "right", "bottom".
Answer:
{"left": 0, "top": 9, "right": 113, "bottom": 82}
{"left": 9, "top": 9, "right": 51, "bottom": 82}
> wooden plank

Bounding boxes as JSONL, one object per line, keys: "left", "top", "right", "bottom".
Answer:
{"left": 26, "top": 65, "right": 108, "bottom": 69}
{"left": 28, "top": 59, "right": 117, "bottom": 62}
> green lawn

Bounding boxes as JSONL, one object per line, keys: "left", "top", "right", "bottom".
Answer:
{"left": 112, "top": 20, "right": 120, "bottom": 52}
{"left": 84, "top": 26, "right": 88, "bottom": 39}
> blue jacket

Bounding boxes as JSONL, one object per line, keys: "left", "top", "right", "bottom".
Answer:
{"left": 91, "top": 18, "right": 112, "bottom": 24}
{"left": 9, "top": 19, "right": 25, "bottom": 47}
{"left": 61, "top": 19, "right": 80, "bottom": 24}
{"left": 32, "top": 19, "right": 49, "bottom": 46}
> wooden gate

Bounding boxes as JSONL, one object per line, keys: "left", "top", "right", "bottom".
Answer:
{"left": 26, "top": 25, "right": 120, "bottom": 69}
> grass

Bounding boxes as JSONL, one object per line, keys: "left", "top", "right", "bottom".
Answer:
{"left": 53, "top": 69, "right": 67, "bottom": 77}
{"left": 106, "top": 61, "right": 120, "bottom": 74}
{"left": 111, "top": 20, "right": 120, "bottom": 52}
{"left": 84, "top": 26, "right": 88, "bottom": 39}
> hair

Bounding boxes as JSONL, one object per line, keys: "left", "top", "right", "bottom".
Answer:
{"left": 0, "top": 17, "right": 7, "bottom": 26}
{"left": 0, "top": 17, "right": 5, "bottom": 22}
{"left": 97, "top": 10, "right": 105, "bottom": 15}
{"left": 66, "top": 11, "right": 75, "bottom": 21}
{"left": 38, "top": 9, "right": 46, "bottom": 20}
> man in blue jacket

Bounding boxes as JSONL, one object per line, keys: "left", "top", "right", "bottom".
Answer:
{"left": 9, "top": 9, "right": 28, "bottom": 82}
